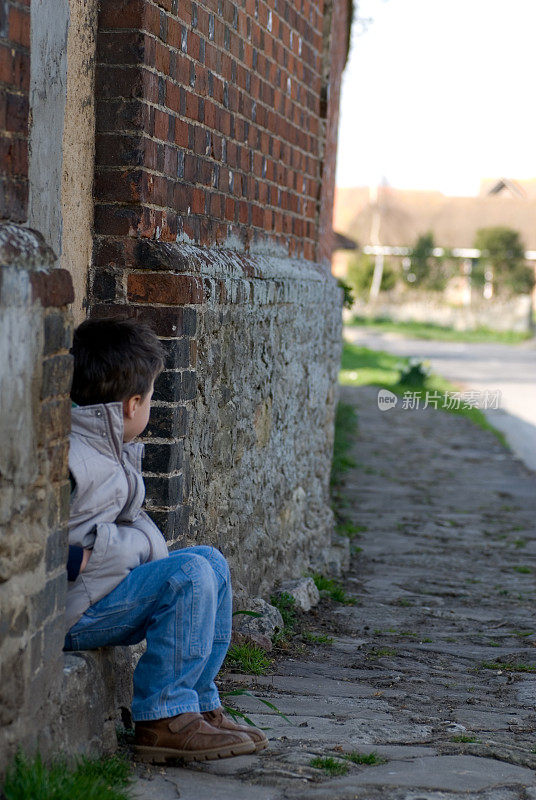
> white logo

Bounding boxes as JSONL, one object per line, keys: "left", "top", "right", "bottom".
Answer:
{"left": 377, "top": 389, "right": 398, "bottom": 411}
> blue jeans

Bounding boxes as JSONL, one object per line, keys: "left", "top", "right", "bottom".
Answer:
{"left": 64, "top": 546, "right": 232, "bottom": 721}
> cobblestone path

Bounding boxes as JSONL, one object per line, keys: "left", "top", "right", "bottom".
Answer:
{"left": 134, "top": 385, "right": 536, "bottom": 800}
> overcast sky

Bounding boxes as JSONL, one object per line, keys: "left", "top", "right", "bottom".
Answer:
{"left": 335, "top": 0, "right": 536, "bottom": 195}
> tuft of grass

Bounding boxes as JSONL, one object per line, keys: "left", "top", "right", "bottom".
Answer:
{"left": 479, "top": 661, "right": 536, "bottom": 673}
{"left": 225, "top": 643, "right": 272, "bottom": 675}
{"left": 513, "top": 565, "right": 532, "bottom": 574}
{"left": 2, "top": 752, "right": 132, "bottom": 800}
{"left": 450, "top": 735, "right": 477, "bottom": 743}
{"left": 270, "top": 592, "right": 297, "bottom": 643}
{"left": 311, "top": 573, "right": 357, "bottom": 605}
{"left": 366, "top": 647, "right": 396, "bottom": 659}
{"left": 342, "top": 751, "right": 386, "bottom": 765}
{"left": 335, "top": 520, "right": 367, "bottom": 538}
{"left": 339, "top": 342, "right": 507, "bottom": 446}
{"left": 222, "top": 689, "right": 291, "bottom": 725}
{"left": 514, "top": 539, "right": 527, "bottom": 548}
{"left": 331, "top": 401, "right": 358, "bottom": 487}
{"left": 302, "top": 631, "right": 334, "bottom": 645}
{"left": 310, "top": 757, "right": 349, "bottom": 776}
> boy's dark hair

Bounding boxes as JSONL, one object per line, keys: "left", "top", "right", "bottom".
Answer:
{"left": 70, "top": 317, "right": 165, "bottom": 406}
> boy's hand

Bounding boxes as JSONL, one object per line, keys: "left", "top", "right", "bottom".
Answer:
{"left": 80, "top": 548, "right": 92, "bottom": 573}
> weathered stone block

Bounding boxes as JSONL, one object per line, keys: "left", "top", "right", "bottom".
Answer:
{"left": 144, "top": 404, "right": 188, "bottom": 439}
{"left": 143, "top": 441, "right": 183, "bottom": 474}
{"left": 278, "top": 577, "right": 320, "bottom": 612}
{"left": 161, "top": 337, "right": 191, "bottom": 369}
{"left": 144, "top": 474, "right": 183, "bottom": 507}
{"left": 41, "top": 353, "right": 73, "bottom": 399}
{"left": 44, "top": 310, "right": 73, "bottom": 355}
{"left": 232, "top": 598, "right": 284, "bottom": 644}
{"left": 45, "top": 528, "right": 68, "bottom": 572}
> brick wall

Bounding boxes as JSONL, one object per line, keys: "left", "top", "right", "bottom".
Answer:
{"left": 94, "top": 0, "right": 344, "bottom": 263}
{"left": 317, "top": 0, "right": 350, "bottom": 265}
{"left": 90, "top": 0, "right": 349, "bottom": 595}
{"left": 0, "top": 0, "right": 30, "bottom": 222}
{"left": 0, "top": 223, "right": 74, "bottom": 771}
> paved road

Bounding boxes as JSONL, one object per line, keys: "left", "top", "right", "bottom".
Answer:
{"left": 133, "top": 386, "right": 536, "bottom": 799}
{"left": 345, "top": 327, "right": 536, "bottom": 471}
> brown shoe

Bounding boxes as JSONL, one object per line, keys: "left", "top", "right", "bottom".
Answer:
{"left": 134, "top": 711, "right": 256, "bottom": 763}
{"left": 203, "top": 707, "right": 269, "bottom": 752}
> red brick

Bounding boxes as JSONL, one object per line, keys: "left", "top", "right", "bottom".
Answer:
{"left": 99, "top": 0, "right": 145, "bottom": 29}
{"left": 31, "top": 270, "right": 75, "bottom": 308}
{"left": 191, "top": 187, "right": 204, "bottom": 214}
{"left": 127, "top": 273, "right": 204, "bottom": 304}
{"left": 8, "top": 6, "right": 30, "bottom": 48}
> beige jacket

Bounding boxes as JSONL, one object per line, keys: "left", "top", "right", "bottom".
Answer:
{"left": 66, "top": 402, "right": 168, "bottom": 631}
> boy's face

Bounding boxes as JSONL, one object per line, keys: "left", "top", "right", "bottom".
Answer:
{"left": 122, "top": 383, "right": 154, "bottom": 442}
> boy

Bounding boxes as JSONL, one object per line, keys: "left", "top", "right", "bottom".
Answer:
{"left": 64, "top": 318, "right": 267, "bottom": 763}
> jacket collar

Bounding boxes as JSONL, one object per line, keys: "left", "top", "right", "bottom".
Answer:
{"left": 71, "top": 402, "right": 125, "bottom": 460}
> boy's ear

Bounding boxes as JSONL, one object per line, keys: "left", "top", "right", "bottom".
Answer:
{"left": 123, "top": 395, "right": 141, "bottom": 419}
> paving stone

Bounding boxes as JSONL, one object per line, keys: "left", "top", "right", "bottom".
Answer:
{"left": 133, "top": 769, "right": 281, "bottom": 799}
{"left": 347, "top": 755, "right": 535, "bottom": 791}
{"left": 228, "top": 692, "right": 391, "bottom": 718}
{"left": 229, "top": 712, "right": 432, "bottom": 745}
{"left": 229, "top": 674, "right": 379, "bottom": 698}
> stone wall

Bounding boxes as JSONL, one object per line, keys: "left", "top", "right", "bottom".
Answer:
{"left": 0, "top": 223, "right": 74, "bottom": 772}
{"left": 353, "top": 294, "right": 534, "bottom": 334}
{"left": 90, "top": 240, "right": 343, "bottom": 599}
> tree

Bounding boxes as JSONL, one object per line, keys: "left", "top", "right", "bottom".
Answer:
{"left": 474, "top": 227, "right": 534, "bottom": 296}
{"left": 347, "top": 254, "right": 396, "bottom": 297}
{"left": 407, "top": 232, "right": 451, "bottom": 291}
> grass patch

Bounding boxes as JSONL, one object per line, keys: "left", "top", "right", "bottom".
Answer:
{"left": 309, "top": 757, "right": 349, "bottom": 776}
{"left": 342, "top": 751, "right": 386, "bottom": 765}
{"left": 311, "top": 574, "right": 357, "bottom": 605}
{"left": 2, "top": 752, "right": 132, "bottom": 800}
{"left": 513, "top": 566, "right": 532, "bottom": 574}
{"left": 366, "top": 647, "right": 396, "bottom": 659}
{"left": 331, "top": 401, "right": 358, "bottom": 487}
{"left": 479, "top": 661, "right": 536, "bottom": 673}
{"left": 339, "top": 342, "right": 507, "bottom": 446}
{"left": 269, "top": 592, "right": 297, "bottom": 643}
{"left": 450, "top": 735, "right": 478, "bottom": 743}
{"left": 225, "top": 643, "right": 272, "bottom": 675}
{"left": 348, "top": 316, "right": 531, "bottom": 345}
{"left": 302, "top": 631, "right": 334, "bottom": 645}
{"left": 336, "top": 520, "right": 367, "bottom": 538}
